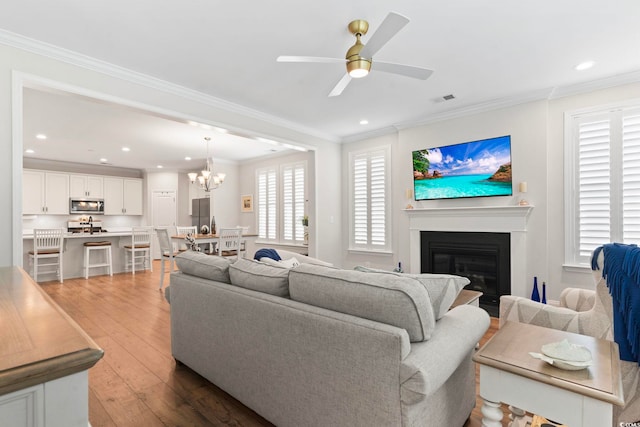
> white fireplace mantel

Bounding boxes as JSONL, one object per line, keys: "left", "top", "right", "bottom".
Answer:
{"left": 404, "top": 205, "right": 533, "bottom": 232}
{"left": 405, "top": 205, "right": 534, "bottom": 297}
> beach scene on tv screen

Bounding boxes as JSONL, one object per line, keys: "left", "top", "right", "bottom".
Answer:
{"left": 413, "top": 135, "right": 512, "bottom": 200}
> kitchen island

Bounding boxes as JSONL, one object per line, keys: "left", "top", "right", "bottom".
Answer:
{"left": 0, "top": 266, "right": 103, "bottom": 425}
{"left": 23, "top": 231, "right": 141, "bottom": 280}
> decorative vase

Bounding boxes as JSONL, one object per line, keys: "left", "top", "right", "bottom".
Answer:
{"left": 211, "top": 216, "right": 216, "bottom": 235}
{"left": 531, "top": 276, "right": 541, "bottom": 302}
{"left": 542, "top": 282, "right": 547, "bottom": 304}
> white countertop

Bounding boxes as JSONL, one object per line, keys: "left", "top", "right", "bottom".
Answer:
{"left": 23, "top": 231, "right": 132, "bottom": 239}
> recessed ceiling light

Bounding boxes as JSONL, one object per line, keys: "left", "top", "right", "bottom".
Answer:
{"left": 575, "top": 61, "right": 595, "bottom": 71}
{"left": 185, "top": 156, "right": 192, "bottom": 161}
{"left": 121, "top": 147, "right": 130, "bottom": 152}
{"left": 157, "top": 165, "right": 163, "bottom": 169}
{"left": 36, "top": 134, "right": 47, "bottom": 140}
{"left": 213, "top": 126, "right": 228, "bottom": 134}
{"left": 359, "top": 120, "right": 369, "bottom": 125}
{"left": 99, "top": 158, "right": 107, "bottom": 163}
{"left": 187, "top": 121, "right": 199, "bottom": 127}
{"left": 25, "top": 149, "right": 34, "bottom": 154}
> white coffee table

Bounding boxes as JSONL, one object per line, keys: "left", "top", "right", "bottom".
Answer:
{"left": 473, "top": 321, "right": 624, "bottom": 427}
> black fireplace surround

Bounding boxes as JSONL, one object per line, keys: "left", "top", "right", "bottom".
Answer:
{"left": 420, "top": 231, "right": 511, "bottom": 316}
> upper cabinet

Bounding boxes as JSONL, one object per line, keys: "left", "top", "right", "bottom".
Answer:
{"left": 23, "top": 170, "right": 70, "bottom": 215}
{"left": 103, "top": 177, "right": 143, "bottom": 215}
{"left": 69, "top": 174, "right": 103, "bottom": 198}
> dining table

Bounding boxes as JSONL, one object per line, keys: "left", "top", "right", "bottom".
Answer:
{"left": 171, "top": 233, "right": 258, "bottom": 255}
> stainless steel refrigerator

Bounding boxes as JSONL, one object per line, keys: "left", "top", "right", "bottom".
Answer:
{"left": 191, "top": 197, "right": 211, "bottom": 232}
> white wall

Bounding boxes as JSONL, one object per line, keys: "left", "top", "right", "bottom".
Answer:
{"left": 238, "top": 150, "right": 318, "bottom": 259}
{"left": 343, "top": 84, "right": 640, "bottom": 300}
{"left": 2, "top": 42, "right": 342, "bottom": 268}
{"left": 546, "top": 82, "right": 640, "bottom": 293}
{"left": 342, "top": 102, "right": 548, "bottom": 290}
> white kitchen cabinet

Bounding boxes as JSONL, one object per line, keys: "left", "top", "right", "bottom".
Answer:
{"left": 69, "top": 174, "right": 103, "bottom": 198}
{"left": 104, "top": 177, "right": 143, "bottom": 215}
{"left": 23, "top": 170, "right": 69, "bottom": 215}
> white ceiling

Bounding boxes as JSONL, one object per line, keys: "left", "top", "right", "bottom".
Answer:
{"left": 3, "top": 0, "right": 640, "bottom": 170}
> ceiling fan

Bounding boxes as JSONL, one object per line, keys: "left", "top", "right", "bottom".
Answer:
{"left": 277, "top": 12, "right": 433, "bottom": 97}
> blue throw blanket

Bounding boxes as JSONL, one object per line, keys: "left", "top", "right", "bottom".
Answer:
{"left": 592, "top": 243, "right": 640, "bottom": 364}
{"left": 254, "top": 248, "right": 281, "bottom": 262}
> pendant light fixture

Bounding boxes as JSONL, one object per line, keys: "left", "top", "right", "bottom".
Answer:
{"left": 187, "top": 137, "right": 226, "bottom": 192}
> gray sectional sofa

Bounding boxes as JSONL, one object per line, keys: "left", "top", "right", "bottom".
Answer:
{"left": 168, "top": 251, "right": 490, "bottom": 427}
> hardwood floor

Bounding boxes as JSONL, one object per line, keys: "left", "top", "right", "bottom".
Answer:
{"left": 40, "top": 263, "right": 509, "bottom": 426}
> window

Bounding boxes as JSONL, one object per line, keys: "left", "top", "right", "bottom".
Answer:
{"left": 565, "top": 103, "right": 640, "bottom": 265}
{"left": 282, "top": 163, "right": 305, "bottom": 243}
{"left": 257, "top": 167, "right": 277, "bottom": 240}
{"left": 349, "top": 146, "right": 391, "bottom": 252}
{"left": 256, "top": 162, "right": 306, "bottom": 244}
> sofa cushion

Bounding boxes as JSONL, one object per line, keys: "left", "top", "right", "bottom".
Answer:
{"left": 289, "top": 264, "right": 436, "bottom": 342}
{"left": 229, "top": 258, "right": 290, "bottom": 297}
{"left": 175, "top": 251, "right": 232, "bottom": 284}
{"left": 354, "top": 266, "right": 469, "bottom": 320}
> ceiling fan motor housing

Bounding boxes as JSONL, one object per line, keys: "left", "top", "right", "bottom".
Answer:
{"left": 346, "top": 20, "right": 371, "bottom": 77}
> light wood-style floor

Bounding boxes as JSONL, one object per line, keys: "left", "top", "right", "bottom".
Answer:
{"left": 40, "top": 263, "right": 509, "bottom": 427}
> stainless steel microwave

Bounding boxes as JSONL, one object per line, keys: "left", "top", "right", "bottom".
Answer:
{"left": 69, "top": 198, "right": 104, "bottom": 215}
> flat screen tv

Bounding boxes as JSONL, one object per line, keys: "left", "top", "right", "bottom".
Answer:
{"left": 412, "top": 135, "right": 512, "bottom": 201}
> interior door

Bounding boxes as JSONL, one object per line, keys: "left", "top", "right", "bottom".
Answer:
{"left": 152, "top": 190, "right": 176, "bottom": 259}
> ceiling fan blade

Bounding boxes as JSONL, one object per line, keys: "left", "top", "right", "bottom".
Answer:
{"left": 359, "top": 12, "right": 409, "bottom": 59}
{"left": 373, "top": 61, "right": 433, "bottom": 80}
{"left": 277, "top": 56, "right": 344, "bottom": 64}
{"left": 328, "top": 73, "right": 352, "bottom": 97}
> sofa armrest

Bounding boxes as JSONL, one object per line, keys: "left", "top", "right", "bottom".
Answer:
{"left": 499, "top": 295, "right": 612, "bottom": 339}
{"left": 400, "top": 305, "right": 490, "bottom": 404}
{"left": 559, "top": 287, "right": 596, "bottom": 312}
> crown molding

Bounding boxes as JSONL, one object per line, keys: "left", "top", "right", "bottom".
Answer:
{"left": 548, "top": 69, "right": 640, "bottom": 99}
{"left": 0, "top": 29, "right": 339, "bottom": 143}
{"left": 343, "top": 70, "right": 640, "bottom": 143}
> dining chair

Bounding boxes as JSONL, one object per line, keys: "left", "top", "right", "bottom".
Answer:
{"left": 29, "top": 228, "right": 65, "bottom": 283}
{"left": 216, "top": 228, "right": 242, "bottom": 260}
{"left": 155, "top": 227, "right": 179, "bottom": 289}
{"left": 175, "top": 225, "right": 198, "bottom": 252}
{"left": 124, "top": 226, "right": 153, "bottom": 274}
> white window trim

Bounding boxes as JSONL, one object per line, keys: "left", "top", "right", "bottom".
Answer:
{"left": 348, "top": 145, "right": 391, "bottom": 253}
{"left": 564, "top": 98, "right": 640, "bottom": 267}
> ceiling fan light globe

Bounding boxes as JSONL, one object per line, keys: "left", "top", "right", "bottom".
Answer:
{"left": 347, "top": 59, "right": 371, "bottom": 78}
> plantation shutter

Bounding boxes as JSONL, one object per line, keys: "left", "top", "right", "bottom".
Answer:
{"left": 282, "top": 163, "right": 305, "bottom": 243}
{"left": 577, "top": 117, "right": 611, "bottom": 258}
{"left": 567, "top": 104, "right": 640, "bottom": 265}
{"left": 623, "top": 113, "right": 640, "bottom": 242}
{"left": 257, "top": 168, "right": 277, "bottom": 240}
{"left": 350, "top": 147, "right": 390, "bottom": 251}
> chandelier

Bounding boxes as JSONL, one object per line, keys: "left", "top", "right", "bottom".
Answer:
{"left": 187, "top": 137, "right": 226, "bottom": 192}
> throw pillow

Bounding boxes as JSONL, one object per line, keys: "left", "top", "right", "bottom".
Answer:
{"left": 229, "top": 258, "right": 290, "bottom": 297}
{"left": 353, "top": 266, "right": 469, "bottom": 319}
{"left": 175, "top": 251, "right": 232, "bottom": 283}
{"left": 259, "top": 256, "right": 300, "bottom": 269}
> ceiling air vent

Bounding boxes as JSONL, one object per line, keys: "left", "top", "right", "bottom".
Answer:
{"left": 433, "top": 94, "right": 456, "bottom": 103}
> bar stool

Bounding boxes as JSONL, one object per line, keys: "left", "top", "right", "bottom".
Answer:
{"left": 83, "top": 241, "right": 113, "bottom": 279}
